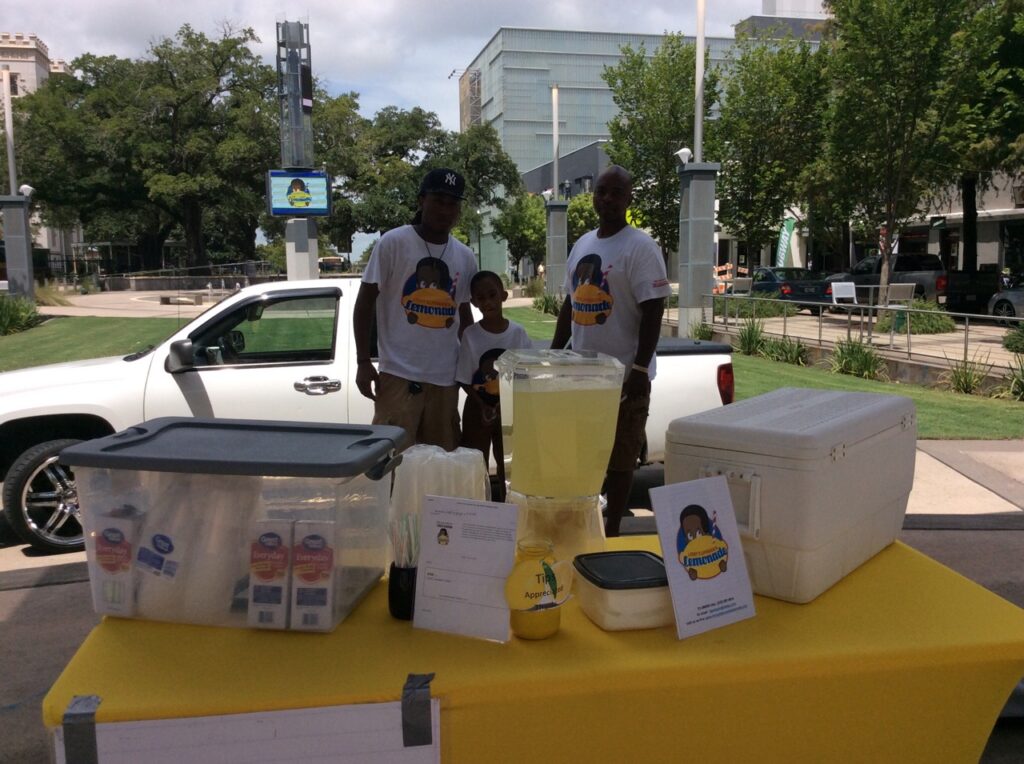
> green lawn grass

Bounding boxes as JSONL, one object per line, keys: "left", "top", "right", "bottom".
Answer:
{"left": 505, "top": 306, "right": 558, "bottom": 340}
{"left": 1, "top": 312, "right": 1019, "bottom": 440}
{"left": 0, "top": 316, "right": 184, "bottom": 372}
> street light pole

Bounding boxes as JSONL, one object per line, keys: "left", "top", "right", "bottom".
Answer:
{"left": 694, "top": 0, "right": 705, "bottom": 163}
{"left": 2, "top": 65, "right": 17, "bottom": 194}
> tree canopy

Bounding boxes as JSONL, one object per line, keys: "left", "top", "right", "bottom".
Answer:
{"left": 567, "top": 192, "right": 599, "bottom": 251}
{"left": 603, "top": 34, "right": 719, "bottom": 259}
{"left": 709, "top": 35, "right": 830, "bottom": 256}
{"left": 15, "top": 26, "right": 521, "bottom": 272}
{"left": 492, "top": 193, "right": 546, "bottom": 272}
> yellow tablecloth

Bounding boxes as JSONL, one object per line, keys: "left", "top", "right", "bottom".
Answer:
{"left": 44, "top": 539, "right": 1024, "bottom": 763}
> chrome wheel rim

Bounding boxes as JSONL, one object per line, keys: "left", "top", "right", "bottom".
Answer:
{"left": 17, "top": 455, "right": 82, "bottom": 548}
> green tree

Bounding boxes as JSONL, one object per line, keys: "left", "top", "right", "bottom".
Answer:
{"left": 602, "top": 34, "right": 719, "bottom": 258}
{"left": 825, "top": 0, "right": 995, "bottom": 291}
{"left": 17, "top": 25, "right": 277, "bottom": 269}
{"left": 709, "top": 35, "right": 831, "bottom": 259}
{"left": 945, "top": 0, "right": 1024, "bottom": 271}
{"left": 492, "top": 193, "right": 546, "bottom": 272}
{"left": 567, "top": 192, "right": 599, "bottom": 250}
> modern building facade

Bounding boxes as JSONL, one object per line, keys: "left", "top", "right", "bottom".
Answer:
{"left": 460, "top": 28, "right": 735, "bottom": 176}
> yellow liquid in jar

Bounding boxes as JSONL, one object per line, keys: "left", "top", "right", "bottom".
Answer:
{"left": 510, "top": 607, "right": 561, "bottom": 640}
{"left": 509, "top": 388, "right": 619, "bottom": 497}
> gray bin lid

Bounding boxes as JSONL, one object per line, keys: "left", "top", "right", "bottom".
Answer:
{"left": 60, "top": 418, "right": 410, "bottom": 479}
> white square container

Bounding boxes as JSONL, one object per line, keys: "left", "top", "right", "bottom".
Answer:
{"left": 62, "top": 418, "right": 407, "bottom": 631}
{"left": 572, "top": 551, "right": 674, "bottom": 630}
{"left": 664, "top": 388, "right": 916, "bottom": 604}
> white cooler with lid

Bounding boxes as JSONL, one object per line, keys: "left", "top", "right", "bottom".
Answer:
{"left": 664, "top": 387, "right": 916, "bottom": 603}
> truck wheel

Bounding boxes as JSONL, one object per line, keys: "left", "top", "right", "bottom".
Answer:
{"left": 993, "top": 300, "right": 1016, "bottom": 326}
{"left": 2, "top": 439, "right": 84, "bottom": 553}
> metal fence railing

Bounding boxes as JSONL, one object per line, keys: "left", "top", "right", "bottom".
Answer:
{"left": 704, "top": 292, "right": 1022, "bottom": 374}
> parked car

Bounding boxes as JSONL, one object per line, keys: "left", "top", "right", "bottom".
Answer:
{"left": 988, "top": 285, "right": 1024, "bottom": 325}
{"left": 827, "top": 254, "right": 948, "bottom": 303}
{"left": 750, "top": 267, "right": 833, "bottom": 313}
{"left": 0, "top": 278, "right": 735, "bottom": 552}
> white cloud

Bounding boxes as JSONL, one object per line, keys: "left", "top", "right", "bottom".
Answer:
{"left": 14, "top": 0, "right": 762, "bottom": 129}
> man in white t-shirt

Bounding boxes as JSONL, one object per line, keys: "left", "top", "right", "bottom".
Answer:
{"left": 551, "top": 165, "right": 672, "bottom": 536}
{"left": 353, "top": 168, "right": 478, "bottom": 450}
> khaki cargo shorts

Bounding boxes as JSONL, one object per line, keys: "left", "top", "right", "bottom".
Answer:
{"left": 373, "top": 372, "right": 460, "bottom": 451}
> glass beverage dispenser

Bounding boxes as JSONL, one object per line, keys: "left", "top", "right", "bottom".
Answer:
{"left": 496, "top": 350, "right": 624, "bottom": 560}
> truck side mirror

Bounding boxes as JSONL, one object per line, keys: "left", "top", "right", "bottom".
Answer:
{"left": 165, "top": 339, "right": 195, "bottom": 374}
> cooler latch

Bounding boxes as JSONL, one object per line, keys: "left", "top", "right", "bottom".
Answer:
{"left": 831, "top": 445, "right": 846, "bottom": 462}
{"left": 698, "top": 466, "right": 761, "bottom": 540}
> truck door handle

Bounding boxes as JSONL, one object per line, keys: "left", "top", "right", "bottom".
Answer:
{"left": 294, "top": 376, "right": 341, "bottom": 395}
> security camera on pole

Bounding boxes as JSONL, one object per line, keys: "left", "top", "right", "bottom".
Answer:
{"left": 268, "top": 21, "right": 330, "bottom": 280}
{"left": 1, "top": 65, "right": 34, "bottom": 299}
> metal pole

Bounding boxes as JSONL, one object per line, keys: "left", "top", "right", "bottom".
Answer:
{"left": 694, "top": 0, "right": 705, "bottom": 163}
{"left": 551, "top": 84, "right": 559, "bottom": 198}
{"left": 2, "top": 66, "right": 17, "bottom": 194}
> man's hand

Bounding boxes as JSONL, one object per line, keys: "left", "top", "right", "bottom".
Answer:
{"left": 356, "top": 362, "right": 379, "bottom": 401}
{"left": 622, "top": 368, "right": 651, "bottom": 401}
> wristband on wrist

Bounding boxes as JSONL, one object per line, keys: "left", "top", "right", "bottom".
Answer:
{"left": 631, "top": 363, "right": 649, "bottom": 375}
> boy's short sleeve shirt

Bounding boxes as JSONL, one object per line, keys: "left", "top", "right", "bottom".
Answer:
{"left": 362, "top": 225, "right": 477, "bottom": 386}
{"left": 456, "top": 321, "right": 532, "bottom": 406}
{"left": 561, "top": 225, "right": 671, "bottom": 378}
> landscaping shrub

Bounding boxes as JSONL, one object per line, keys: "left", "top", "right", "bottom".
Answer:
{"left": 524, "top": 277, "right": 546, "bottom": 298}
{"left": 1003, "top": 324, "right": 1024, "bottom": 354}
{"left": 760, "top": 336, "right": 808, "bottom": 366}
{"left": 713, "top": 291, "right": 797, "bottom": 319}
{"left": 1000, "top": 355, "right": 1024, "bottom": 402}
{"left": 0, "top": 294, "right": 43, "bottom": 336}
{"left": 532, "top": 294, "right": 563, "bottom": 317}
{"left": 941, "top": 351, "right": 994, "bottom": 395}
{"left": 33, "top": 281, "right": 72, "bottom": 307}
{"left": 689, "top": 319, "right": 713, "bottom": 341}
{"left": 735, "top": 317, "right": 765, "bottom": 356}
{"left": 875, "top": 299, "right": 956, "bottom": 334}
{"left": 828, "top": 339, "right": 888, "bottom": 380}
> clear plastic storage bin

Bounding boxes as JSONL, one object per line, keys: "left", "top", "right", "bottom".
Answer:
{"left": 61, "top": 418, "right": 407, "bottom": 631}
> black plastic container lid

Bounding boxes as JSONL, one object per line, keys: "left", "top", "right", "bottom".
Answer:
{"left": 573, "top": 550, "right": 668, "bottom": 590}
{"left": 60, "top": 417, "right": 410, "bottom": 479}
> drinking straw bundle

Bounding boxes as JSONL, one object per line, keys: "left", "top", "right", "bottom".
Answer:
{"left": 390, "top": 513, "right": 420, "bottom": 568}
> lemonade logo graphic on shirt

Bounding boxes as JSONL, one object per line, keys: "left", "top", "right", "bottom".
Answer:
{"left": 677, "top": 504, "right": 729, "bottom": 581}
{"left": 402, "top": 256, "right": 457, "bottom": 328}
{"left": 571, "top": 253, "right": 614, "bottom": 326}
{"left": 471, "top": 347, "right": 505, "bottom": 407}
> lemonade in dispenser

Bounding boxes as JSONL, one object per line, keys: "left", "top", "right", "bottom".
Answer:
{"left": 496, "top": 349, "right": 623, "bottom": 559}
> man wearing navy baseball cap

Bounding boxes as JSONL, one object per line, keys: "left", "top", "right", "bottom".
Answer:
{"left": 353, "top": 167, "right": 478, "bottom": 450}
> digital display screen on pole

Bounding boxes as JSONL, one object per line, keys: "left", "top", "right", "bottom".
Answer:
{"left": 267, "top": 170, "right": 331, "bottom": 216}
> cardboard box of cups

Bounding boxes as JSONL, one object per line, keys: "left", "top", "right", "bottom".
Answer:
{"left": 61, "top": 418, "right": 408, "bottom": 632}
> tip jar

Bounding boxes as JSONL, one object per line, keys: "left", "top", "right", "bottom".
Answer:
{"left": 504, "top": 538, "right": 572, "bottom": 640}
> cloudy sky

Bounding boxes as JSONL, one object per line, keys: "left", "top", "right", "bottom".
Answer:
{"left": 14, "top": 0, "right": 766, "bottom": 130}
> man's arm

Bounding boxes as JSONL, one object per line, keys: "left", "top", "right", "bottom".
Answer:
{"left": 353, "top": 281, "right": 380, "bottom": 400}
{"left": 623, "top": 296, "right": 664, "bottom": 398}
{"left": 551, "top": 294, "right": 573, "bottom": 349}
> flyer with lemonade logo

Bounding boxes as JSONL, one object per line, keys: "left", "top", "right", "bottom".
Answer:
{"left": 650, "top": 475, "right": 755, "bottom": 640}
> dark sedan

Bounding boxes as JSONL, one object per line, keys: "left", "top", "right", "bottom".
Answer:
{"left": 750, "top": 267, "right": 833, "bottom": 313}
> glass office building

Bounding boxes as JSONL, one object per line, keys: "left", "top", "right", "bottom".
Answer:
{"left": 460, "top": 28, "right": 735, "bottom": 175}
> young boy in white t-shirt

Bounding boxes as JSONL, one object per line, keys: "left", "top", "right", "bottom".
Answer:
{"left": 456, "top": 271, "right": 531, "bottom": 499}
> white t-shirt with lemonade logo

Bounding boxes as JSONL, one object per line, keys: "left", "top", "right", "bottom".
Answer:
{"left": 362, "top": 225, "right": 477, "bottom": 386}
{"left": 562, "top": 225, "right": 671, "bottom": 378}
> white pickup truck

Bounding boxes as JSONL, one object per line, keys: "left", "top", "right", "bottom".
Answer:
{"left": 0, "top": 277, "right": 734, "bottom": 551}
